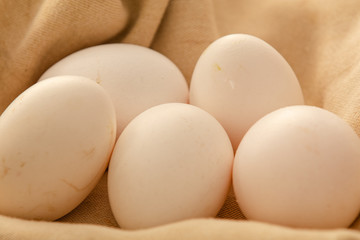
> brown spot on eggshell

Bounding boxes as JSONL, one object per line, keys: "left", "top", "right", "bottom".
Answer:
{"left": 61, "top": 178, "right": 97, "bottom": 193}
{"left": 27, "top": 204, "right": 43, "bottom": 215}
{"left": 82, "top": 147, "right": 96, "bottom": 157}
{"left": 28, "top": 184, "right": 32, "bottom": 196}
{"left": 305, "top": 143, "right": 320, "bottom": 156}
{"left": 47, "top": 205, "right": 56, "bottom": 212}
{"left": 214, "top": 63, "right": 222, "bottom": 71}
{"left": 296, "top": 126, "right": 320, "bottom": 155}
{"left": 0, "top": 158, "right": 10, "bottom": 179}
{"left": 0, "top": 167, "right": 9, "bottom": 179}
{"left": 61, "top": 179, "right": 82, "bottom": 192}
{"left": 96, "top": 69, "right": 102, "bottom": 84}
{"left": 43, "top": 191, "right": 57, "bottom": 198}
{"left": 297, "top": 125, "right": 312, "bottom": 135}
{"left": 111, "top": 128, "right": 115, "bottom": 139}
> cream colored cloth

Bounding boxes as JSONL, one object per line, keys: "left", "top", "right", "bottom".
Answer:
{"left": 2, "top": 0, "right": 360, "bottom": 239}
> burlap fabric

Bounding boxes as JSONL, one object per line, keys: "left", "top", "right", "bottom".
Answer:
{"left": 1, "top": 0, "right": 360, "bottom": 239}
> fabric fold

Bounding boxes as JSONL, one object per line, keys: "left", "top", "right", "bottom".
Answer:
{"left": 0, "top": 0, "right": 128, "bottom": 114}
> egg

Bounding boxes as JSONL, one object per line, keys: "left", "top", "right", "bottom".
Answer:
{"left": 0, "top": 76, "right": 116, "bottom": 221}
{"left": 189, "top": 34, "right": 304, "bottom": 150}
{"left": 39, "top": 43, "right": 189, "bottom": 138}
{"left": 108, "top": 103, "right": 234, "bottom": 229}
{"left": 233, "top": 105, "right": 360, "bottom": 228}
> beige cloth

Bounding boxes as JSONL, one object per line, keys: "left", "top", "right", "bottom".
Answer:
{"left": 1, "top": 0, "right": 360, "bottom": 239}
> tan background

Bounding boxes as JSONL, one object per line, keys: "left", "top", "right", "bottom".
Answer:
{"left": 2, "top": 0, "right": 360, "bottom": 239}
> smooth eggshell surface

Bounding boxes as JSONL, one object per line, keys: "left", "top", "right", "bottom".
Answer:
{"left": 0, "top": 76, "right": 116, "bottom": 221}
{"left": 108, "top": 103, "right": 234, "bottom": 230}
{"left": 190, "top": 34, "right": 304, "bottom": 151}
{"left": 39, "top": 43, "right": 189, "bottom": 138}
{"left": 233, "top": 105, "right": 360, "bottom": 229}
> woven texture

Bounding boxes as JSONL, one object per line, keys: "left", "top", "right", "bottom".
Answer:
{"left": 1, "top": 0, "right": 360, "bottom": 239}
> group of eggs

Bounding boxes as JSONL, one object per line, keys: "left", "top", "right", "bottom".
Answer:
{"left": 1, "top": 34, "right": 360, "bottom": 230}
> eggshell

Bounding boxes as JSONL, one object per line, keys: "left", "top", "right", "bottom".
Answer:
{"left": 0, "top": 76, "right": 116, "bottom": 221}
{"left": 233, "top": 105, "right": 360, "bottom": 228}
{"left": 108, "top": 103, "right": 234, "bottom": 229}
{"left": 189, "top": 34, "right": 304, "bottom": 150}
{"left": 39, "top": 43, "right": 189, "bottom": 138}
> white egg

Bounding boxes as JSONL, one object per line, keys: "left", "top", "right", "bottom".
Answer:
{"left": 190, "top": 34, "right": 304, "bottom": 150}
{"left": 39, "top": 44, "right": 189, "bottom": 138}
{"left": 108, "top": 103, "right": 234, "bottom": 229}
{"left": 0, "top": 76, "right": 116, "bottom": 221}
{"left": 233, "top": 105, "right": 360, "bottom": 228}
